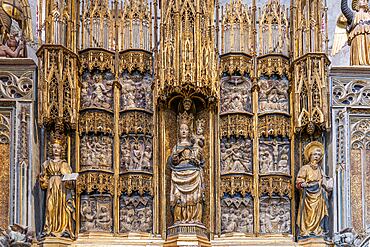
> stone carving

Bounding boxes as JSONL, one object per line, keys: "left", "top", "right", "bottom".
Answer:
{"left": 333, "top": 228, "right": 363, "bottom": 247}
{"left": 296, "top": 141, "right": 333, "bottom": 239}
{"left": 260, "top": 197, "right": 290, "bottom": 234}
{"left": 258, "top": 76, "right": 289, "bottom": 113}
{"left": 221, "top": 196, "right": 253, "bottom": 234}
{"left": 221, "top": 137, "right": 252, "bottom": 174}
{"left": 120, "top": 137, "right": 152, "bottom": 172}
{"left": 80, "top": 194, "right": 112, "bottom": 233}
{"left": 332, "top": 79, "right": 370, "bottom": 106}
{"left": 39, "top": 138, "right": 75, "bottom": 238}
{"left": 0, "top": 32, "right": 25, "bottom": 58}
{"left": 121, "top": 72, "right": 153, "bottom": 112}
{"left": 259, "top": 139, "right": 290, "bottom": 174}
{"left": 0, "top": 113, "right": 10, "bottom": 144}
{"left": 0, "top": 71, "right": 33, "bottom": 99}
{"left": 80, "top": 135, "right": 113, "bottom": 171}
{"left": 220, "top": 76, "right": 252, "bottom": 114}
{"left": 80, "top": 70, "right": 114, "bottom": 110}
{"left": 168, "top": 111, "right": 205, "bottom": 225}
{"left": 119, "top": 195, "right": 153, "bottom": 233}
{"left": 0, "top": 224, "right": 34, "bottom": 247}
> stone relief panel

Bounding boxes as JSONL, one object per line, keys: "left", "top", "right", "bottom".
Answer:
{"left": 80, "top": 134, "right": 113, "bottom": 171}
{"left": 80, "top": 194, "right": 113, "bottom": 233}
{"left": 120, "top": 72, "right": 153, "bottom": 112}
{"left": 258, "top": 75, "right": 289, "bottom": 113}
{"left": 221, "top": 137, "right": 252, "bottom": 174}
{"left": 220, "top": 76, "right": 252, "bottom": 114}
{"left": 259, "top": 196, "right": 291, "bottom": 234}
{"left": 259, "top": 138, "right": 290, "bottom": 175}
{"left": 0, "top": 71, "right": 33, "bottom": 99}
{"left": 120, "top": 136, "right": 153, "bottom": 172}
{"left": 119, "top": 194, "right": 153, "bottom": 233}
{"left": 332, "top": 79, "right": 370, "bottom": 106}
{"left": 221, "top": 195, "right": 254, "bottom": 234}
{"left": 80, "top": 70, "right": 114, "bottom": 110}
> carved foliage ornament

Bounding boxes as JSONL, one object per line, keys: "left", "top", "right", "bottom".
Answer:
{"left": 221, "top": 175, "right": 253, "bottom": 197}
{"left": 76, "top": 172, "right": 114, "bottom": 195}
{"left": 220, "top": 54, "right": 254, "bottom": 77}
{"left": 351, "top": 119, "right": 370, "bottom": 150}
{"left": 79, "top": 111, "right": 114, "bottom": 135}
{"left": 258, "top": 115, "right": 291, "bottom": 138}
{"left": 333, "top": 79, "right": 370, "bottom": 106}
{"left": 120, "top": 111, "right": 153, "bottom": 136}
{"left": 0, "top": 112, "right": 10, "bottom": 144}
{"left": 259, "top": 176, "right": 291, "bottom": 198}
{"left": 257, "top": 56, "right": 290, "bottom": 79}
{"left": 118, "top": 174, "right": 153, "bottom": 196}
{"left": 220, "top": 114, "right": 253, "bottom": 138}
{"left": 120, "top": 51, "right": 153, "bottom": 74}
{"left": 79, "top": 50, "right": 115, "bottom": 72}
{"left": 0, "top": 71, "right": 33, "bottom": 99}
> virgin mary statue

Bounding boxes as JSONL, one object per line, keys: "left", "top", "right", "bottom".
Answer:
{"left": 168, "top": 111, "right": 205, "bottom": 224}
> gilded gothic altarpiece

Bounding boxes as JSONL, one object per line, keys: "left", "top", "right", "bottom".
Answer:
{"left": 0, "top": 0, "right": 370, "bottom": 246}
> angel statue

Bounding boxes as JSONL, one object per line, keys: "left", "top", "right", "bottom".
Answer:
{"left": 39, "top": 138, "right": 75, "bottom": 238}
{"left": 336, "top": 0, "right": 370, "bottom": 65}
{"left": 167, "top": 111, "right": 205, "bottom": 224}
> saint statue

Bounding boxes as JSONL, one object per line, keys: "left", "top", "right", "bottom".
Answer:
{"left": 39, "top": 138, "right": 75, "bottom": 238}
{"left": 296, "top": 141, "right": 332, "bottom": 239}
{"left": 168, "top": 111, "right": 205, "bottom": 224}
{"left": 341, "top": 0, "right": 370, "bottom": 65}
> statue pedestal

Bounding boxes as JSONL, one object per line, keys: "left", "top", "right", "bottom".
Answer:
{"left": 298, "top": 237, "right": 333, "bottom": 247}
{"left": 38, "top": 237, "right": 73, "bottom": 247}
{"left": 164, "top": 223, "right": 210, "bottom": 247}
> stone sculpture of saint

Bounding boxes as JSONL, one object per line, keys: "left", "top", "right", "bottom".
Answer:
{"left": 296, "top": 141, "right": 332, "bottom": 238}
{"left": 39, "top": 139, "right": 75, "bottom": 238}
{"left": 341, "top": 0, "right": 370, "bottom": 65}
{"left": 168, "top": 112, "right": 205, "bottom": 224}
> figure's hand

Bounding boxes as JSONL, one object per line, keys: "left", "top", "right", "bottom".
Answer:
{"left": 300, "top": 182, "right": 307, "bottom": 188}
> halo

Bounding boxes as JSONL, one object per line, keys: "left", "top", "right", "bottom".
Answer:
{"left": 303, "top": 141, "right": 324, "bottom": 162}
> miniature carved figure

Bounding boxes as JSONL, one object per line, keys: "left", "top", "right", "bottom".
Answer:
{"left": 80, "top": 201, "right": 96, "bottom": 232}
{"left": 39, "top": 138, "right": 75, "bottom": 238}
{"left": 0, "top": 224, "right": 33, "bottom": 247}
{"left": 296, "top": 141, "right": 332, "bottom": 238}
{"left": 168, "top": 111, "right": 205, "bottom": 224}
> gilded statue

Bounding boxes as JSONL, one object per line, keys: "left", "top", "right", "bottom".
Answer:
{"left": 168, "top": 111, "right": 205, "bottom": 224}
{"left": 39, "top": 139, "right": 75, "bottom": 238}
{"left": 296, "top": 141, "right": 332, "bottom": 239}
{"left": 340, "top": 0, "right": 370, "bottom": 65}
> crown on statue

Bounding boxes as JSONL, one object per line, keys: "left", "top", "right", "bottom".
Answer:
{"left": 196, "top": 119, "right": 205, "bottom": 129}
{"left": 178, "top": 111, "right": 194, "bottom": 129}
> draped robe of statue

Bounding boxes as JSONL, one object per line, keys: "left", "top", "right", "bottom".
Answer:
{"left": 168, "top": 123, "right": 205, "bottom": 224}
{"left": 40, "top": 155, "right": 75, "bottom": 238}
{"left": 296, "top": 142, "right": 331, "bottom": 238}
{"left": 341, "top": 0, "right": 370, "bottom": 65}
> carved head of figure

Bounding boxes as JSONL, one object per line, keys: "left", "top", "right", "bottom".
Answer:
{"left": 178, "top": 111, "right": 194, "bottom": 143}
{"left": 51, "top": 139, "right": 63, "bottom": 159}
{"left": 304, "top": 141, "right": 324, "bottom": 168}
{"left": 183, "top": 98, "right": 192, "bottom": 111}
{"left": 179, "top": 123, "right": 190, "bottom": 139}
{"left": 358, "top": 0, "right": 369, "bottom": 10}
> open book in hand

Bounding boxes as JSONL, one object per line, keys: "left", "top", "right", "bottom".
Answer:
{"left": 62, "top": 173, "right": 79, "bottom": 181}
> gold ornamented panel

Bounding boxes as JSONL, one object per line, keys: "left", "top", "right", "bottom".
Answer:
{"left": 76, "top": 172, "right": 115, "bottom": 195}
{"left": 79, "top": 111, "right": 114, "bottom": 135}
{"left": 258, "top": 114, "right": 291, "bottom": 138}
{"left": 220, "top": 114, "right": 253, "bottom": 138}
{"left": 220, "top": 175, "right": 254, "bottom": 197}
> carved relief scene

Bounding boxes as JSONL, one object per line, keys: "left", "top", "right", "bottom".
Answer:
{"left": 220, "top": 76, "right": 252, "bottom": 114}
{"left": 258, "top": 75, "right": 289, "bottom": 114}
{"left": 80, "top": 194, "right": 113, "bottom": 233}
{"left": 221, "top": 137, "right": 252, "bottom": 174}
{"left": 119, "top": 194, "right": 153, "bottom": 233}
{"left": 80, "top": 134, "right": 113, "bottom": 171}
{"left": 120, "top": 136, "right": 153, "bottom": 172}
{"left": 80, "top": 69, "right": 114, "bottom": 110}
{"left": 120, "top": 72, "right": 153, "bottom": 112}
{"left": 259, "top": 196, "right": 290, "bottom": 234}
{"left": 221, "top": 195, "right": 254, "bottom": 234}
{"left": 259, "top": 138, "right": 290, "bottom": 175}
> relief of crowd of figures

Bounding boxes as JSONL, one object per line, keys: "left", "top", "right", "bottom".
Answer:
{"left": 220, "top": 76, "right": 252, "bottom": 114}
{"left": 258, "top": 76, "right": 289, "bottom": 114}
{"left": 120, "top": 136, "right": 153, "bottom": 172}
{"left": 259, "top": 197, "right": 291, "bottom": 234}
{"left": 220, "top": 137, "right": 252, "bottom": 174}
{"left": 259, "top": 139, "right": 290, "bottom": 175}
{"left": 119, "top": 195, "right": 153, "bottom": 233}
{"left": 80, "top": 135, "right": 113, "bottom": 171}
{"left": 121, "top": 72, "right": 153, "bottom": 112}
{"left": 80, "top": 70, "right": 114, "bottom": 111}
{"left": 80, "top": 195, "right": 113, "bottom": 232}
{"left": 221, "top": 196, "right": 254, "bottom": 233}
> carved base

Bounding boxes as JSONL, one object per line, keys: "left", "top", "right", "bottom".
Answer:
{"left": 38, "top": 237, "right": 73, "bottom": 247}
{"left": 74, "top": 233, "right": 164, "bottom": 246}
{"left": 298, "top": 237, "right": 333, "bottom": 247}
{"left": 167, "top": 223, "right": 208, "bottom": 237}
{"left": 164, "top": 234, "right": 211, "bottom": 247}
{"left": 212, "top": 235, "right": 299, "bottom": 246}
